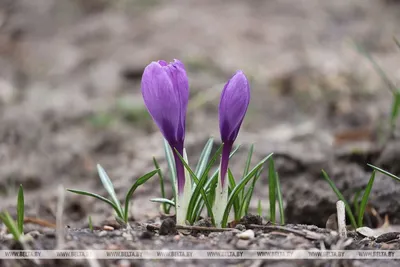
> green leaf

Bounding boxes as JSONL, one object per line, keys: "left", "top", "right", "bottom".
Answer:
{"left": 174, "top": 148, "right": 216, "bottom": 226}
{"left": 321, "top": 170, "right": 357, "bottom": 228}
{"left": 203, "top": 145, "right": 241, "bottom": 191}
{"left": 353, "top": 190, "right": 362, "bottom": 219}
{"left": 275, "top": 172, "right": 285, "bottom": 225}
{"left": 150, "top": 198, "right": 176, "bottom": 207}
{"left": 354, "top": 42, "right": 396, "bottom": 93}
{"left": 88, "top": 216, "right": 93, "bottom": 231}
{"left": 227, "top": 169, "right": 240, "bottom": 221}
{"left": 241, "top": 166, "right": 264, "bottom": 217}
{"left": 123, "top": 169, "right": 158, "bottom": 222}
{"left": 0, "top": 211, "right": 21, "bottom": 241}
{"left": 153, "top": 157, "right": 167, "bottom": 214}
{"left": 257, "top": 200, "right": 262, "bottom": 217}
{"left": 221, "top": 153, "right": 273, "bottom": 227}
{"left": 357, "top": 171, "right": 376, "bottom": 227}
{"left": 67, "top": 189, "right": 124, "bottom": 219}
{"left": 390, "top": 90, "right": 400, "bottom": 130}
{"left": 163, "top": 139, "right": 177, "bottom": 199}
{"left": 194, "top": 138, "right": 214, "bottom": 178}
{"left": 367, "top": 164, "right": 400, "bottom": 182}
{"left": 17, "top": 185, "right": 24, "bottom": 234}
{"left": 242, "top": 145, "right": 254, "bottom": 178}
{"left": 268, "top": 159, "right": 276, "bottom": 223}
{"left": 97, "top": 164, "right": 123, "bottom": 214}
{"left": 187, "top": 144, "right": 223, "bottom": 223}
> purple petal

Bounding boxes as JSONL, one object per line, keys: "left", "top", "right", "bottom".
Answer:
{"left": 219, "top": 71, "right": 250, "bottom": 142}
{"left": 141, "top": 62, "right": 181, "bottom": 143}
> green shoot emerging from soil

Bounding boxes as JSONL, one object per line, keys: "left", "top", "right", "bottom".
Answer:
{"left": 67, "top": 164, "right": 158, "bottom": 224}
{"left": 322, "top": 170, "right": 375, "bottom": 228}
{"left": 0, "top": 185, "right": 25, "bottom": 241}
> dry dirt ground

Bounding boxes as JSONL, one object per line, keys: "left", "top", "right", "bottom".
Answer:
{"left": 1, "top": 0, "right": 400, "bottom": 266}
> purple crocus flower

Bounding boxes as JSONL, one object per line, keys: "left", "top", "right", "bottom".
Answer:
{"left": 141, "top": 59, "right": 189, "bottom": 194}
{"left": 219, "top": 71, "right": 250, "bottom": 187}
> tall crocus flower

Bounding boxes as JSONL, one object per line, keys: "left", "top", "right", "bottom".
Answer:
{"left": 141, "top": 59, "right": 190, "bottom": 225}
{"left": 214, "top": 71, "right": 250, "bottom": 226}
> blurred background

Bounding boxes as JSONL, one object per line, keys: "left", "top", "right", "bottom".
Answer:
{"left": 1, "top": 0, "right": 400, "bottom": 228}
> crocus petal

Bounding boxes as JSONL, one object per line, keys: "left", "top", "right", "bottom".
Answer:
{"left": 141, "top": 62, "right": 181, "bottom": 143}
{"left": 219, "top": 71, "right": 250, "bottom": 143}
{"left": 162, "top": 60, "right": 189, "bottom": 139}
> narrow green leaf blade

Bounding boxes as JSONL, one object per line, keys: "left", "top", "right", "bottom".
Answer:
{"left": 275, "top": 172, "right": 285, "bottom": 225}
{"left": 0, "top": 211, "right": 21, "bottom": 241}
{"left": 123, "top": 169, "right": 158, "bottom": 222}
{"left": 367, "top": 164, "right": 400, "bottom": 182}
{"left": 227, "top": 169, "right": 240, "bottom": 221}
{"left": 153, "top": 157, "right": 167, "bottom": 213}
{"left": 357, "top": 171, "right": 376, "bottom": 227}
{"left": 194, "top": 138, "right": 214, "bottom": 177}
{"left": 221, "top": 153, "right": 273, "bottom": 227}
{"left": 242, "top": 166, "right": 264, "bottom": 217}
{"left": 257, "top": 200, "right": 262, "bottom": 217}
{"left": 321, "top": 170, "right": 357, "bottom": 228}
{"left": 67, "top": 189, "right": 123, "bottom": 219}
{"left": 97, "top": 164, "right": 123, "bottom": 214}
{"left": 390, "top": 91, "right": 400, "bottom": 129}
{"left": 268, "top": 159, "right": 277, "bottom": 224}
{"left": 150, "top": 198, "right": 176, "bottom": 207}
{"left": 17, "top": 184, "right": 24, "bottom": 234}
{"left": 174, "top": 148, "right": 215, "bottom": 225}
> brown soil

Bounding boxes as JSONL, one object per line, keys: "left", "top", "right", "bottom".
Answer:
{"left": 1, "top": 0, "right": 400, "bottom": 266}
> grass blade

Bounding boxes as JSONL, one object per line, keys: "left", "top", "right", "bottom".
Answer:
{"left": 275, "top": 172, "right": 285, "bottom": 225}
{"left": 88, "top": 216, "right": 93, "bottom": 231}
{"left": 0, "top": 211, "right": 21, "bottom": 241}
{"left": 268, "top": 159, "right": 276, "bottom": 223}
{"left": 321, "top": 170, "right": 357, "bottom": 228}
{"left": 67, "top": 189, "right": 123, "bottom": 219}
{"left": 187, "top": 144, "right": 223, "bottom": 223}
{"left": 257, "top": 200, "right": 262, "bottom": 216}
{"left": 354, "top": 42, "right": 396, "bottom": 93}
{"left": 123, "top": 169, "right": 158, "bottom": 222}
{"left": 353, "top": 190, "right": 361, "bottom": 219}
{"left": 221, "top": 153, "right": 273, "bottom": 227}
{"left": 390, "top": 91, "right": 400, "bottom": 130}
{"left": 241, "top": 144, "right": 254, "bottom": 201}
{"left": 194, "top": 138, "right": 214, "bottom": 177}
{"left": 242, "top": 167, "right": 264, "bottom": 217}
{"left": 357, "top": 171, "right": 376, "bottom": 227}
{"left": 150, "top": 198, "right": 176, "bottom": 207}
{"left": 174, "top": 148, "right": 216, "bottom": 225}
{"left": 163, "top": 139, "right": 177, "bottom": 199}
{"left": 227, "top": 169, "right": 240, "bottom": 221}
{"left": 97, "top": 164, "right": 123, "bottom": 214}
{"left": 153, "top": 157, "right": 167, "bottom": 213}
{"left": 17, "top": 185, "right": 24, "bottom": 234}
{"left": 367, "top": 164, "right": 400, "bottom": 182}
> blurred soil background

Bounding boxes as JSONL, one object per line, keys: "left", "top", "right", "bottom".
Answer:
{"left": 1, "top": 0, "right": 400, "bottom": 232}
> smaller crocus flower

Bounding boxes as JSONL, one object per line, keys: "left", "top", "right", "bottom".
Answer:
{"left": 219, "top": 71, "right": 250, "bottom": 187}
{"left": 214, "top": 71, "right": 250, "bottom": 227}
{"left": 141, "top": 59, "right": 189, "bottom": 195}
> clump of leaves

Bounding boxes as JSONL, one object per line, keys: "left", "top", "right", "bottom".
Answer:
{"left": 0, "top": 185, "right": 25, "bottom": 241}
{"left": 67, "top": 164, "right": 158, "bottom": 224}
{"left": 322, "top": 170, "right": 375, "bottom": 228}
{"left": 151, "top": 138, "right": 284, "bottom": 228}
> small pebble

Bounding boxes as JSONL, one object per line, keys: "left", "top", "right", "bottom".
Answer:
{"left": 174, "top": 234, "right": 181, "bottom": 241}
{"left": 237, "top": 229, "right": 255, "bottom": 240}
{"left": 98, "top": 230, "right": 108, "bottom": 237}
{"left": 103, "top": 225, "right": 114, "bottom": 231}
